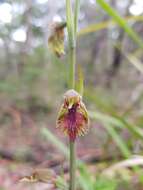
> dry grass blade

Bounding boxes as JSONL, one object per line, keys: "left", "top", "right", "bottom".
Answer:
{"left": 78, "top": 16, "right": 143, "bottom": 36}
{"left": 103, "top": 155, "right": 143, "bottom": 177}
{"left": 126, "top": 54, "right": 143, "bottom": 74}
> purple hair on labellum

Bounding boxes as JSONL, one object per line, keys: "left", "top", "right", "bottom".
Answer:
{"left": 57, "top": 89, "right": 89, "bottom": 141}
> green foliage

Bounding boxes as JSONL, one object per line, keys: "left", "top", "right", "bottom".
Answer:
{"left": 75, "top": 66, "right": 84, "bottom": 96}
{"left": 41, "top": 127, "right": 69, "bottom": 157}
{"left": 0, "top": 80, "right": 17, "bottom": 93}
{"left": 55, "top": 176, "right": 68, "bottom": 190}
{"left": 78, "top": 164, "right": 95, "bottom": 190}
{"left": 96, "top": 0, "right": 143, "bottom": 48}
{"left": 78, "top": 164, "right": 117, "bottom": 190}
{"left": 94, "top": 178, "right": 117, "bottom": 190}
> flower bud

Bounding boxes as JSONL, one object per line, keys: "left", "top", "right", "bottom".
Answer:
{"left": 48, "top": 21, "right": 66, "bottom": 57}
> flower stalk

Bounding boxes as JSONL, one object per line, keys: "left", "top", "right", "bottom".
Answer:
{"left": 69, "top": 141, "right": 76, "bottom": 190}
{"left": 66, "top": 1, "right": 79, "bottom": 190}
{"left": 66, "top": 0, "right": 76, "bottom": 89}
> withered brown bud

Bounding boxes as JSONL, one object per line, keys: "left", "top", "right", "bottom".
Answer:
{"left": 48, "top": 21, "right": 66, "bottom": 57}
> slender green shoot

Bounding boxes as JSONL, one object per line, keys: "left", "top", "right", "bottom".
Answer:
{"left": 69, "top": 141, "right": 76, "bottom": 190}
{"left": 66, "top": 0, "right": 75, "bottom": 88}
{"left": 66, "top": 0, "right": 80, "bottom": 190}
{"left": 74, "top": 0, "right": 80, "bottom": 35}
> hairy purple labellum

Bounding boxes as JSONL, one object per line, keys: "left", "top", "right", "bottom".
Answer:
{"left": 57, "top": 89, "right": 89, "bottom": 141}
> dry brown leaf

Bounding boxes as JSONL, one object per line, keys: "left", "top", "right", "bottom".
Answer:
{"left": 20, "top": 168, "right": 56, "bottom": 183}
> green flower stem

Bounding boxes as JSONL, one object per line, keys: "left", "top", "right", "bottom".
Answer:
{"left": 69, "top": 141, "right": 76, "bottom": 190}
{"left": 66, "top": 0, "right": 76, "bottom": 89}
{"left": 74, "top": 0, "right": 80, "bottom": 35}
{"left": 69, "top": 47, "right": 76, "bottom": 88}
{"left": 66, "top": 0, "right": 80, "bottom": 190}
